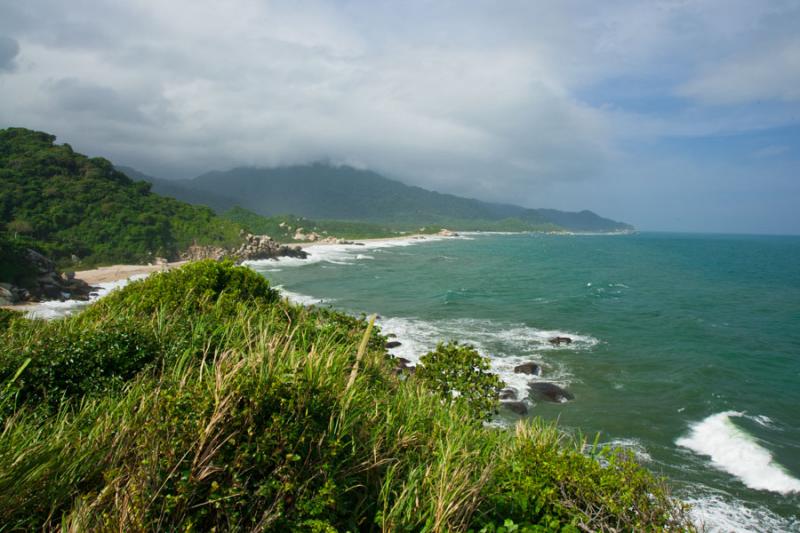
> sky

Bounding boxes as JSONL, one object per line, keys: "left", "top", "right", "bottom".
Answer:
{"left": 1, "top": 0, "right": 799, "bottom": 234}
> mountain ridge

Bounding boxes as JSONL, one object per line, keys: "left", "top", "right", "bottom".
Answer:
{"left": 128, "top": 163, "right": 634, "bottom": 233}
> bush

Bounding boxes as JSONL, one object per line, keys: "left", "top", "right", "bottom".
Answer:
{"left": 0, "top": 308, "right": 22, "bottom": 332}
{"left": 416, "top": 341, "right": 504, "bottom": 421}
{"left": 85, "top": 259, "right": 278, "bottom": 318}
{"left": 0, "top": 319, "right": 158, "bottom": 416}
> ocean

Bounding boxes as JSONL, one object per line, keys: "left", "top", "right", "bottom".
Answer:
{"left": 248, "top": 232, "right": 800, "bottom": 532}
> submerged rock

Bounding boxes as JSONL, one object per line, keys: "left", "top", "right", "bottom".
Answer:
{"left": 514, "top": 362, "right": 542, "bottom": 375}
{"left": 502, "top": 401, "right": 528, "bottom": 415}
{"left": 529, "top": 382, "right": 574, "bottom": 403}
{"left": 499, "top": 388, "right": 517, "bottom": 400}
{"left": 548, "top": 336, "right": 572, "bottom": 346}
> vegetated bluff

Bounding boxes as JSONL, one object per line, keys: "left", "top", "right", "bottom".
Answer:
{"left": 0, "top": 127, "right": 242, "bottom": 266}
{"left": 130, "top": 164, "right": 635, "bottom": 233}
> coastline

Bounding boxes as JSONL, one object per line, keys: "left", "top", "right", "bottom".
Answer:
{"left": 72, "top": 261, "right": 188, "bottom": 285}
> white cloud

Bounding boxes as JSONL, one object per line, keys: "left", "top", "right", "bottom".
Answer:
{"left": 0, "top": 0, "right": 798, "bottom": 232}
{"left": 679, "top": 39, "right": 800, "bottom": 105}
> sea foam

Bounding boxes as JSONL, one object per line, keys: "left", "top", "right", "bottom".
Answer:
{"left": 377, "top": 315, "right": 595, "bottom": 406}
{"left": 677, "top": 411, "right": 800, "bottom": 495}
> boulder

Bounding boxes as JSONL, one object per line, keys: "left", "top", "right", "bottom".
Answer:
{"left": 0, "top": 286, "right": 17, "bottom": 306}
{"left": 548, "top": 336, "right": 573, "bottom": 346}
{"left": 499, "top": 388, "right": 517, "bottom": 400}
{"left": 385, "top": 340, "right": 402, "bottom": 349}
{"left": 529, "top": 382, "right": 574, "bottom": 403}
{"left": 514, "top": 362, "right": 542, "bottom": 375}
{"left": 502, "top": 401, "right": 528, "bottom": 415}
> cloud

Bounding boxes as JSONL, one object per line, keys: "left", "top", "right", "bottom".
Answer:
{"left": 0, "top": 36, "right": 19, "bottom": 72}
{"left": 678, "top": 39, "right": 800, "bottom": 105}
{"left": 0, "top": 0, "right": 798, "bottom": 232}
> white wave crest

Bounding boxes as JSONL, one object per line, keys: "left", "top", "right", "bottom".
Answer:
{"left": 247, "top": 235, "right": 449, "bottom": 270}
{"left": 686, "top": 492, "right": 799, "bottom": 533}
{"left": 676, "top": 411, "right": 800, "bottom": 495}
{"left": 377, "top": 316, "right": 594, "bottom": 403}
{"left": 273, "top": 286, "right": 332, "bottom": 306}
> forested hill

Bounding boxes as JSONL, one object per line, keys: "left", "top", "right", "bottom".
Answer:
{"left": 0, "top": 128, "right": 242, "bottom": 266}
{"left": 180, "top": 164, "right": 633, "bottom": 232}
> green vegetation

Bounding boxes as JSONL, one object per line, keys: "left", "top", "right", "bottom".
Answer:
{"left": 417, "top": 341, "right": 504, "bottom": 421}
{"left": 0, "top": 261, "right": 690, "bottom": 531}
{"left": 223, "top": 206, "right": 405, "bottom": 242}
{"left": 0, "top": 128, "right": 243, "bottom": 267}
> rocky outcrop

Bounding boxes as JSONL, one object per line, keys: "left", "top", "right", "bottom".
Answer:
{"left": 548, "top": 336, "right": 572, "bottom": 346}
{"left": 502, "top": 401, "right": 528, "bottom": 415}
{"left": 180, "top": 233, "right": 308, "bottom": 262}
{"left": 514, "top": 362, "right": 542, "bottom": 375}
{"left": 1, "top": 249, "right": 96, "bottom": 304}
{"left": 499, "top": 388, "right": 517, "bottom": 400}
{"left": 437, "top": 229, "right": 459, "bottom": 237}
{"left": 529, "top": 382, "right": 574, "bottom": 403}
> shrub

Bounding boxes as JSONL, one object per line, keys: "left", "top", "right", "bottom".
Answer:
{"left": 85, "top": 259, "right": 278, "bottom": 318}
{"left": 0, "top": 319, "right": 158, "bottom": 416}
{"left": 415, "top": 341, "right": 504, "bottom": 421}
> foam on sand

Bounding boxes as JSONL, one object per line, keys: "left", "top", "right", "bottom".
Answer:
{"left": 676, "top": 411, "right": 800, "bottom": 495}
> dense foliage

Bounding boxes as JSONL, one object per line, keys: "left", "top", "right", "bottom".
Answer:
{"left": 417, "top": 341, "right": 504, "bottom": 421}
{"left": 0, "top": 128, "right": 243, "bottom": 267}
{"left": 0, "top": 232, "right": 37, "bottom": 287}
{"left": 0, "top": 262, "right": 690, "bottom": 531}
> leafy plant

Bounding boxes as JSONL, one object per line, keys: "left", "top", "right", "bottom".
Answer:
{"left": 416, "top": 341, "right": 504, "bottom": 421}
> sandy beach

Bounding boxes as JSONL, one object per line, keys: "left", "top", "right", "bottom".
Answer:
{"left": 74, "top": 261, "right": 188, "bottom": 285}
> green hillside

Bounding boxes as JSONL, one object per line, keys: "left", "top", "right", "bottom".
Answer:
{"left": 185, "top": 164, "right": 633, "bottom": 232}
{"left": 0, "top": 128, "right": 243, "bottom": 267}
{"left": 222, "top": 206, "right": 404, "bottom": 241}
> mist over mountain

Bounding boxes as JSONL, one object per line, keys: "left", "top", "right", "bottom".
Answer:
{"left": 126, "top": 164, "right": 633, "bottom": 233}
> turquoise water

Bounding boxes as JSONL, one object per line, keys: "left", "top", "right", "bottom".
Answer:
{"left": 250, "top": 232, "right": 800, "bottom": 531}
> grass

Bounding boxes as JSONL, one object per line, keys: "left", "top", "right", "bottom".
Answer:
{"left": 0, "top": 261, "right": 693, "bottom": 531}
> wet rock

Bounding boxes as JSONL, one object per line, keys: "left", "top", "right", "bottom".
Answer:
{"left": 385, "top": 340, "right": 402, "bottom": 349}
{"left": 502, "top": 401, "right": 528, "bottom": 415}
{"left": 529, "top": 382, "right": 574, "bottom": 403}
{"left": 499, "top": 388, "right": 517, "bottom": 400}
{"left": 514, "top": 362, "right": 542, "bottom": 375}
{"left": 548, "top": 336, "right": 572, "bottom": 346}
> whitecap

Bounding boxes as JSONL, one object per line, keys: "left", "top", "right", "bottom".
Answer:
{"left": 686, "top": 491, "right": 799, "bottom": 533}
{"left": 676, "top": 411, "right": 800, "bottom": 494}
{"left": 273, "top": 285, "right": 331, "bottom": 306}
{"left": 377, "top": 316, "right": 591, "bottom": 403}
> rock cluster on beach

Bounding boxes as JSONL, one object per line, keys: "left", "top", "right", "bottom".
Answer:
{"left": 180, "top": 232, "right": 309, "bottom": 262}
{"left": 0, "top": 249, "right": 96, "bottom": 304}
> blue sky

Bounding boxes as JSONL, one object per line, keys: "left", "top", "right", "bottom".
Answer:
{"left": 0, "top": 0, "right": 799, "bottom": 233}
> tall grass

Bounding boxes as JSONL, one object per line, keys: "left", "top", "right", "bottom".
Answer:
{"left": 0, "top": 261, "right": 693, "bottom": 531}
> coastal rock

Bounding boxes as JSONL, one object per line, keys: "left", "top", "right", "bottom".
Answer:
{"left": 392, "top": 357, "right": 415, "bottom": 375}
{"left": 502, "top": 401, "right": 528, "bottom": 415}
{"left": 0, "top": 286, "right": 17, "bottom": 305}
{"left": 437, "top": 228, "right": 459, "bottom": 237}
{"left": 385, "top": 340, "right": 402, "bottom": 349}
{"left": 514, "top": 362, "right": 542, "bottom": 375}
{"left": 499, "top": 388, "right": 517, "bottom": 400}
{"left": 548, "top": 336, "right": 572, "bottom": 346}
{"left": 180, "top": 233, "right": 309, "bottom": 262}
{"left": 2, "top": 248, "right": 96, "bottom": 303}
{"left": 529, "top": 382, "right": 574, "bottom": 403}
